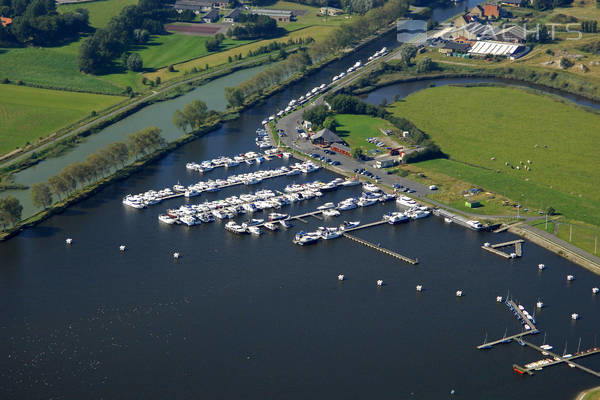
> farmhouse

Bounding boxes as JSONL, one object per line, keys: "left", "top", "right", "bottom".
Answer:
{"left": 310, "top": 129, "right": 344, "bottom": 146}
{"left": 172, "top": 0, "right": 214, "bottom": 13}
{"left": 251, "top": 9, "right": 293, "bottom": 22}
{"left": 223, "top": 8, "right": 243, "bottom": 22}
{"left": 202, "top": 8, "right": 220, "bottom": 23}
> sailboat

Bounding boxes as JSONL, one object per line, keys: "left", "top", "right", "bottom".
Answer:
{"left": 480, "top": 331, "right": 491, "bottom": 349}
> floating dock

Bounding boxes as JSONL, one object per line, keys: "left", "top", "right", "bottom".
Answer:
{"left": 516, "top": 340, "right": 600, "bottom": 378}
{"left": 342, "top": 232, "right": 418, "bottom": 265}
{"left": 481, "top": 239, "right": 525, "bottom": 259}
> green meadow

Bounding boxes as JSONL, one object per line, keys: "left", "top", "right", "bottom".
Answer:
{"left": 58, "top": 0, "right": 138, "bottom": 28}
{"left": 333, "top": 114, "right": 394, "bottom": 151}
{"left": 0, "top": 84, "right": 122, "bottom": 155}
{"left": 388, "top": 85, "right": 600, "bottom": 225}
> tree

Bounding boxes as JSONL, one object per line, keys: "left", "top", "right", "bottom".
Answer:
{"left": 48, "top": 175, "right": 69, "bottom": 200}
{"left": 416, "top": 57, "right": 433, "bottom": 73}
{"left": 31, "top": 182, "right": 53, "bottom": 209}
{"left": 559, "top": 57, "right": 573, "bottom": 69}
{"left": 126, "top": 53, "right": 143, "bottom": 71}
{"left": 322, "top": 116, "right": 338, "bottom": 132}
{"left": 302, "top": 105, "right": 330, "bottom": 129}
{"left": 172, "top": 100, "right": 209, "bottom": 132}
{"left": 106, "top": 142, "right": 130, "bottom": 167}
{"left": 0, "top": 196, "right": 23, "bottom": 228}
{"left": 351, "top": 147, "right": 364, "bottom": 160}
{"left": 225, "top": 87, "right": 245, "bottom": 108}
{"left": 399, "top": 44, "right": 417, "bottom": 65}
{"left": 546, "top": 206, "right": 556, "bottom": 216}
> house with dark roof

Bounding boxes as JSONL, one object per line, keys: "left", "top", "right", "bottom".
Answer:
{"left": 310, "top": 129, "right": 344, "bottom": 145}
{"left": 223, "top": 7, "right": 243, "bottom": 22}
{"left": 172, "top": 0, "right": 215, "bottom": 13}
{"left": 202, "top": 8, "right": 220, "bottom": 23}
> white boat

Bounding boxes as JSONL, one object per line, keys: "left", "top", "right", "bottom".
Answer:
{"left": 341, "top": 178, "right": 361, "bottom": 186}
{"left": 268, "top": 212, "right": 288, "bottom": 221}
{"left": 65, "top": 238, "right": 73, "bottom": 244}
{"left": 388, "top": 213, "right": 410, "bottom": 224}
{"left": 317, "top": 202, "right": 335, "bottom": 210}
{"left": 247, "top": 226, "right": 262, "bottom": 235}
{"left": 456, "top": 290, "right": 464, "bottom": 297}
{"left": 264, "top": 222, "right": 279, "bottom": 231}
{"left": 409, "top": 210, "right": 431, "bottom": 219}
{"left": 377, "top": 280, "right": 384, "bottom": 287}
{"left": 159, "top": 214, "right": 178, "bottom": 224}
{"left": 294, "top": 233, "right": 320, "bottom": 246}
{"left": 339, "top": 221, "right": 360, "bottom": 231}
{"left": 571, "top": 313, "right": 580, "bottom": 320}
{"left": 184, "top": 188, "right": 201, "bottom": 198}
{"left": 337, "top": 202, "right": 357, "bottom": 211}
{"left": 593, "top": 287, "right": 599, "bottom": 294}
{"left": 357, "top": 198, "right": 377, "bottom": 207}
{"left": 245, "top": 218, "right": 264, "bottom": 226}
{"left": 322, "top": 209, "right": 341, "bottom": 217}
{"left": 180, "top": 215, "right": 199, "bottom": 226}
{"left": 444, "top": 217, "right": 453, "bottom": 223}
{"left": 466, "top": 220, "right": 483, "bottom": 230}
{"left": 362, "top": 183, "right": 380, "bottom": 192}
{"left": 338, "top": 274, "right": 345, "bottom": 281}
{"left": 538, "top": 263, "right": 546, "bottom": 270}
{"left": 416, "top": 285, "right": 423, "bottom": 292}
{"left": 225, "top": 221, "right": 248, "bottom": 234}
{"left": 567, "top": 275, "right": 575, "bottom": 281}
{"left": 280, "top": 219, "right": 293, "bottom": 229}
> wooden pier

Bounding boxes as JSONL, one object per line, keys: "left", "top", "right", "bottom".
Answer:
{"left": 518, "top": 340, "right": 600, "bottom": 378}
{"left": 342, "top": 233, "right": 418, "bottom": 265}
{"left": 481, "top": 239, "right": 525, "bottom": 259}
{"left": 477, "top": 331, "right": 538, "bottom": 349}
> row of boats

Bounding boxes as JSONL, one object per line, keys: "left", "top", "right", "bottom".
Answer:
{"left": 185, "top": 149, "right": 287, "bottom": 173}
{"left": 260, "top": 47, "right": 389, "bottom": 125}
{"left": 293, "top": 222, "right": 362, "bottom": 245}
{"left": 123, "top": 161, "right": 321, "bottom": 209}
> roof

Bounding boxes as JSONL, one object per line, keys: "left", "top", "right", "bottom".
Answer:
{"left": 464, "top": 22, "right": 500, "bottom": 38}
{"left": 311, "top": 129, "right": 343, "bottom": 143}
{"left": 1, "top": 16, "right": 12, "bottom": 27}
{"left": 496, "top": 25, "right": 526, "bottom": 41}
{"left": 469, "top": 40, "right": 522, "bottom": 56}
{"left": 483, "top": 4, "right": 500, "bottom": 17}
{"left": 203, "top": 8, "right": 220, "bottom": 19}
{"left": 443, "top": 41, "right": 472, "bottom": 52}
{"left": 224, "top": 7, "right": 243, "bottom": 19}
{"left": 251, "top": 9, "right": 293, "bottom": 17}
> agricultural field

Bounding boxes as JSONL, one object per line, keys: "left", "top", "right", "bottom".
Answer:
{"left": 135, "top": 33, "right": 250, "bottom": 70}
{"left": 333, "top": 114, "right": 395, "bottom": 151}
{"left": 388, "top": 85, "right": 600, "bottom": 225}
{"left": 0, "top": 42, "right": 125, "bottom": 95}
{"left": 58, "top": 0, "right": 138, "bottom": 28}
{"left": 0, "top": 84, "right": 123, "bottom": 156}
{"left": 146, "top": 25, "right": 336, "bottom": 81}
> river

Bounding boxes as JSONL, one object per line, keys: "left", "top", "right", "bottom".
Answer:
{"left": 2, "top": 1, "right": 600, "bottom": 398}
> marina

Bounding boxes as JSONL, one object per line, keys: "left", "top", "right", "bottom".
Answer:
{"left": 184, "top": 149, "right": 288, "bottom": 173}
{"left": 4, "top": 13, "right": 600, "bottom": 399}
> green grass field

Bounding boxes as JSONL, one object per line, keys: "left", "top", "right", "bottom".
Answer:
{"left": 333, "top": 114, "right": 394, "bottom": 151}
{"left": 58, "top": 0, "right": 138, "bottom": 28}
{"left": 388, "top": 85, "right": 600, "bottom": 225}
{"left": 0, "top": 41, "right": 125, "bottom": 94}
{"left": 136, "top": 33, "right": 249, "bottom": 70}
{"left": 0, "top": 84, "right": 122, "bottom": 156}
{"left": 582, "top": 386, "right": 600, "bottom": 400}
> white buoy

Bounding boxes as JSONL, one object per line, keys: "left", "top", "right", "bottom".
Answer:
{"left": 593, "top": 287, "right": 599, "bottom": 294}
{"left": 537, "top": 301, "right": 544, "bottom": 309}
{"left": 377, "top": 280, "right": 384, "bottom": 287}
{"left": 496, "top": 296, "right": 503, "bottom": 302}
{"left": 65, "top": 238, "right": 73, "bottom": 244}
{"left": 338, "top": 274, "right": 345, "bottom": 281}
{"left": 538, "top": 263, "right": 546, "bottom": 270}
{"left": 173, "top": 252, "right": 180, "bottom": 259}
{"left": 509, "top": 252, "right": 517, "bottom": 258}
{"left": 416, "top": 285, "right": 423, "bottom": 292}
{"left": 567, "top": 275, "right": 575, "bottom": 281}
{"left": 571, "top": 313, "right": 579, "bottom": 320}
{"left": 119, "top": 245, "right": 126, "bottom": 252}
{"left": 456, "top": 290, "right": 463, "bottom": 297}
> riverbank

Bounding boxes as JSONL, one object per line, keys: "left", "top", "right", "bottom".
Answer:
{"left": 576, "top": 386, "right": 600, "bottom": 400}
{"left": 0, "top": 118, "right": 223, "bottom": 242}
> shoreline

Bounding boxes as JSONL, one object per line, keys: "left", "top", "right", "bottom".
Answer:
{"left": 575, "top": 386, "right": 600, "bottom": 400}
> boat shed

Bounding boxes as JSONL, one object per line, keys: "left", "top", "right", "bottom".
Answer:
{"left": 310, "top": 129, "right": 344, "bottom": 145}
{"left": 468, "top": 40, "right": 524, "bottom": 57}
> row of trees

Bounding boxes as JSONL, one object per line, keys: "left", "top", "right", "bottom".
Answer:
{"left": 227, "top": 14, "right": 278, "bottom": 40}
{"left": 309, "top": 0, "right": 409, "bottom": 63}
{"left": 0, "top": 0, "right": 90, "bottom": 46}
{"left": 31, "top": 127, "right": 166, "bottom": 208}
{"left": 78, "top": 0, "right": 169, "bottom": 74}
{"left": 225, "top": 50, "right": 312, "bottom": 107}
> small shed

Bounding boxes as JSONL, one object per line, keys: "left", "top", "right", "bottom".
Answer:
{"left": 465, "top": 200, "right": 481, "bottom": 208}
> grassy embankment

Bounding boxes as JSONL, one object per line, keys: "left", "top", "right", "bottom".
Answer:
{"left": 581, "top": 386, "right": 600, "bottom": 400}
{"left": 383, "top": 85, "right": 600, "bottom": 250}
{"left": 0, "top": 85, "right": 124, "bottom": 156}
